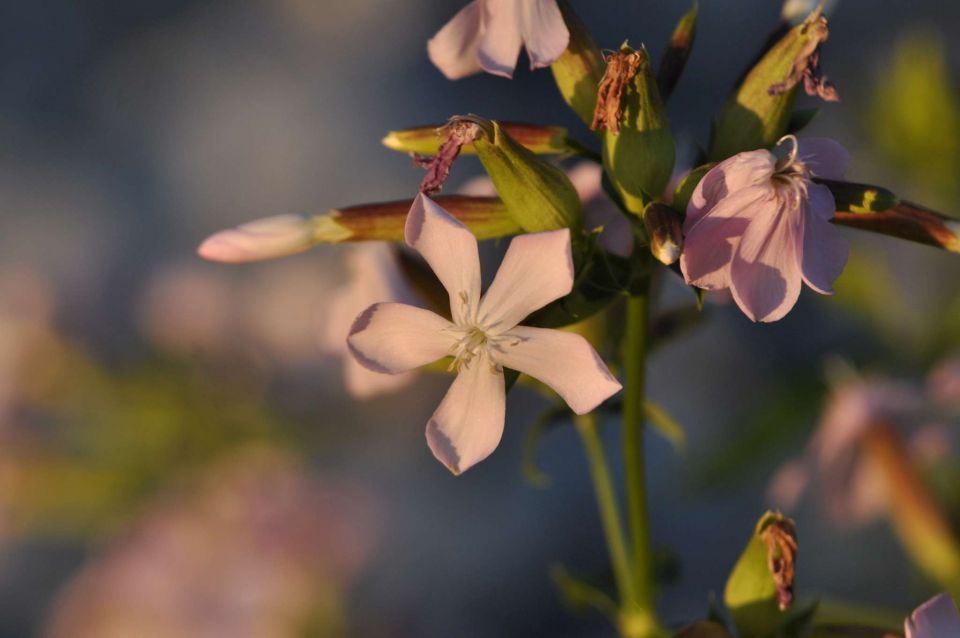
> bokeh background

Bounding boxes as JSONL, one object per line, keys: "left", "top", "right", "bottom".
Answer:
{"left": 1, "top": 0, "right": 959, "bottom": 635}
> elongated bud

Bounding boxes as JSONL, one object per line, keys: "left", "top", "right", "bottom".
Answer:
{"left": 643, "top": 202, "right": 684, "bottom": 265}
{"left": 834, "top": 201, "right": 960, "bottom": 254}
{"left": 725, "top": 511, "right": 797, "bottom": 637}
{"left": 550, "top": 0, "right": 604, "bottom": 128}
{"left": 383, "top": 122, "right": 580, "bottom": 156}
{"left": 710, "top": 8, "right": 836, "bottom": 161}
{"left": 657, "top": 3, "right": 699, "bottom": 101}
{"left": 819, "top": 179, "right": 899, "bottom": 213}
{"left": 594, "top": 44, "right": 675, "bottom": 216}
{"left": 467, "top": 115, "right": 582, "bottom": 232}
{"left": 198, "top": 214, "right": 319, "bottom": 263}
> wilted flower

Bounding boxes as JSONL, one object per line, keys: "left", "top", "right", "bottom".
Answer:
{"left": 905, "top": 593, "right": 960, "bottom": 638}
{"left": 680, "top": 136, "right": 850, "bottom": 322}
{"left": 428, "top": 0, "right": 570, "bottom": 80}
{"left": 348, "top": 194, "right": 621, "bottom": 474}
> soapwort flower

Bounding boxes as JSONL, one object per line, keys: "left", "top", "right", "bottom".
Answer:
{"left": 680, "top": 136, "right": 851, "bottom": 322}
{"left": 906, "top": 593, "right": 960, "bottom": 638}
{"left": 428, "top": 0, "right": 570, "bottom": 80}
{"left": 347, "top": 194, "right": 621, "bottom": 474}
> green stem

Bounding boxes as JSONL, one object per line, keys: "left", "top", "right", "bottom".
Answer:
{"left": 622, "top": 291, "right": 657, "bottom": 625}
{"left": 574, "top": 413, "right": 636, "bottom": 610}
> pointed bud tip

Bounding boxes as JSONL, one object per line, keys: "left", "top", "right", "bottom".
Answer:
{"left": 196, "top": 214, "right": 315, "bottom": 263}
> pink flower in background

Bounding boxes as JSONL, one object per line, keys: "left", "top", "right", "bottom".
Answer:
{"left": 905, "top": 593, "right": 960, "bottom": 638}
{"left": 428, "top": 0, "right": 569, "bottom": 80}
{"left": 323, "top": 244, "right": 422, "bottom": 399}
{"left": 680, "top": 136, "right": 850, "bottom": 322}
{"left": 197, "top": 214, "right": 316, "bottom": 263}
{"left": 348, "top": 194, "right": 621, "bottom": 474}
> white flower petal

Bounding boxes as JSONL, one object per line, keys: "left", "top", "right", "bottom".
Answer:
{"left": 496, "top": 326, "right": 621, "bottom": 414}
{"left": 344, "top": 357, "right": 416, "bottom": 399}
{"left": 405, "top": 194, "right": 482, "bottom": 324}
{"left": 477, "top": 0, "right": 524, "bottom": 78}
{"left": 347, "top": 302, "right": 454, "bottom": 374}
{"left": 685, "top": 150, "right": 775, "bottom": 230}
{"left": 426, "top": 353, "right": 506, "bottom": 474}
{"left": 197, "top": 215, "right": 315, "bottom": 263}
{"left": 427, "top": 1, "right": 485, "bottom": 80}
{"left": 518, "top": 0, "right": 569, "bottom": 69}
{"left": 478, "top": 229, "right": 573, "bottom": 331}
{"left": 797, "top": 137, "right": 850, "bottom": 180}
{"left": 906, "top": 593, "right": 960, "bottom": 638}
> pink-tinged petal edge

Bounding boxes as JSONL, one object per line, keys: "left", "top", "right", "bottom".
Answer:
{"left": 478, "top": 229, "right": 573, "bottom": 332}
{"left": 518, "top": 0, "right": 569, "bottom": 69}
{"left": 729, "top": 195, "right": 803, "bottom": 322}
{"left": 796, "top": 137, "right": 850, "bottom": 180}
{"left": 905, "top": 593, "right": 960, "bottom": 638}
{"left": 685, "top": 150, "right": 775, "bottom": 230}
{"left": 427, "top": 1, "right": 485, "bottom": 80}
{"left": 426, "top": 353, "right": 506, "bottom": 474}
{"left": 477, "top": 0, "right": 524, "bottom": 78}
{"left": 496, "top": 326, "right": 621, "bottom": 414}
{"left": 347, "top": 302, "right": 454, "bottom": 375}
{"left": 197, "top": 215, "right": 313, "bottom": 263}
{"left": 680, "top": 186, "right": 773, "bottom": 291}
{"left": 800, "top": 213, "right": 849, "bottom": 295}
{"left": 405, "top": 194, "right": 482, "bottom": 325}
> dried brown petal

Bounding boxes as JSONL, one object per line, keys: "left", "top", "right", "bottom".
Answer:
{"left": 591, "top": 48, "right": 644, "bottom": 135}
{"left": 418, "top": 118, "right": 483, "bottom": 195}
{"left": 761, "top": 517, "right": 798, "bottom": 611}
{"left": 767, "top": 14, "right": 839, "bottom": 102}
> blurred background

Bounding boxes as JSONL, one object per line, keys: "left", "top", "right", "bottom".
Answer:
{"left": 0, "top": 0, "right": 959, "bottom": 635}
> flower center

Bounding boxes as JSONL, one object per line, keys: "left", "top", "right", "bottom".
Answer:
{"left": 446, "top": 299, "right": 523, "bottom": 374}
{"left": 772, "top": 135, "right": 810, "bottom": 209}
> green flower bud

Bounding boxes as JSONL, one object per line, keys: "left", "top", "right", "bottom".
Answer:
{"left": 593, "top": 44, "right": 675, "bottom": 217}
{"left": 382, "top": 122, "right": 580, "bottom": 156}
{"left": 550, "top": 0, "right": 604, "bottom": 128}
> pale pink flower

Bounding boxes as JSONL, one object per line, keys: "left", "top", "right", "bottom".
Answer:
{"left": 905, "top": 593, "right": 960, "bottom": 638}
{"left": 680, "top": 136, "right": 850, "bottom": 322}
{"left": 427, "top": 0, "right": 569, "bottom": 80}
{"left": 198, "top": 214, "right": 316, "bottom": 263}
{"left": 347, "top": 194, "right": 621, "bottom": 474}
{"left": 323, "top": 244, "right": 421, "bottom": 399}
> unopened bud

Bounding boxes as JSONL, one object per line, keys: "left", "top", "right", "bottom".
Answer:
{"left": 550, "top": 0, "right": 605, "bottom": 127}
{"left": 197, "top": 214, "right": 319, "bottom": 263}
{"left": 383, "top": 121, "right": 578, "bottom": 157}
{"left": 834, "top": 200, "right": 960, "bottom": 255}
{"left": 657, "top": 3, "right": 699, "bottom": 101}
{"left": 643, "top": 203, "right": 684, "bottom": 265}
{"left": 760, "top": 517, "right": 798, "bottom": 611}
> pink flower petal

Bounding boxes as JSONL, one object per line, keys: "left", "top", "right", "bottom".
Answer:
{"left": 477, "top": 229, "right": 573, "bottom": 331}
{"left": 405, "top": 194, "right": 482, "bottom": 324}
{"left": 197, "top": 215, "right": 315, "bottom": 263}
{"left": 518, "top": 0, "right": 569, "bottom": 69}
{"left": 797, "top": 137, "right": 850, "bottom": 180}
{"left": 806, "top": 182, "right": 837, "bottom": 221}
{"left": 680, "top": 186, "right": 773, "bottom": 291}
{"left": 477, "top": 0, "right": 524, "bottom": 78}
{"left": 685, "top": 150, "right": 775, "bottom": 230}
{"left": 729, "top": 195, "right": 803, "bottom": 322}
{"left": 426, "top": 354, "right": 505, "bottom": 474}
{"left": 496, "top": 326, "right": 621, "bottom": 414}
{"left": 347, "top": 302, "right": 454, "bottom": 374}
{"left": 800, "top": 214, "right": 848, "bottom": 295}
{"left": 427, "top": 1, "right": 485, "bottom": 80}
{"left": 344, "top": 357, "right": 415, "bottom": 399}
{"left": 906, "top": 593, "right": 960, "bottom": 638}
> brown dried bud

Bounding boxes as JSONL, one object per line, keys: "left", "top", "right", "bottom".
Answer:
{"left": 761, "top": 517, "right": 798, "bottom": 611}
{"left": 417, "top": 118, "right": 483, "bottom": 195}
{"left": 591, "top": 47, "right": 643, "bottom": 134}
{"left": 767, "top": 13, "right": 838, "bottom": 102}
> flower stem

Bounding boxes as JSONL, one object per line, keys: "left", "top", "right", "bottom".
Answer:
{"left": 574, "top": 413, "right": 636, "bottom": 610}
{"left": 622, "top": 291, "right": 658, "bottom": 626}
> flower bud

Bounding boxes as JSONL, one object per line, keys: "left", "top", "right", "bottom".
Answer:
{"left": 643, "top": 202, "right": 684, "bottom": 265}
{"left": 382, "top": 122, "right": 579, "bottom": 156}
{"left": 593, "top": 44, "right": 675, "bottom": 216}
{"left": 833, "top": 200, "right": 960, "bottom": 254}
{"left": 657, "top": 3, "right": 699, "bottom": 101}
{"left": 549, "top": 0, "right": 605, "bottom": 127}
{"left": 710, "top": 8, "right": 836, "bottom": 161}
{"left": 197, "top": 214, "right": 319, "bottom": 263}
{"left": 467, "top": 116, "right": 583, "bottom": 232}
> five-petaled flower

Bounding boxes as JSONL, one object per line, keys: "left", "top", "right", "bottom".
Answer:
{"left": 347, "top": 194, "right": 622, "bottom": 474}
{"left": 428, "top": 0, "right": 570, "bottom": 80}
{"left": 680, "top": 136, "right": 850, "bottom": 322}
{"left": 906, "top": 593, "right": 960, "bottom": 638}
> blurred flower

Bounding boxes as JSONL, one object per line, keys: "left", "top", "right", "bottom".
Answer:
{"left": 322, "top": 244, "right": 421, "bottom": 399}
{"left": 905, "top": 593, "right": 960, "bottom": 638}
{"left": 348, "top": 195, "right": 621, "bottom": 474}
{"left": 197, "top": 214, "right": 318, "bottom": 263}
{"left": 45, "top": 447, "right": 379, "bottom": 638}
{"left": 427, "top": 0, "right": 569, "bottom": 80}
{"left": 680, "top": 136, "right": 850, "bottom": 322}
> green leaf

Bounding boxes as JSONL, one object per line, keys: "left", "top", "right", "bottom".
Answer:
{"left": 644, "top": 400, "right": 686, "bottom": 453}
{"left": 550, "top": 564, "right": 619, "bottom": 621}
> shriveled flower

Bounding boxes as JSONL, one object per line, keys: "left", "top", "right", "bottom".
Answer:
{"left": 428, "top": 0, "right": 569, "bottom": 80}
{"left": 680, "top": 136, "right": 851, "bottom": 322}
{"left": 348, "top": 194, "right": 621, "bottom": 474}
{"left": 905, "top": 593, "right": 960, "bottom": 638}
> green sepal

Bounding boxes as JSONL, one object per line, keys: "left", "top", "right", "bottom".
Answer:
{"left": 383, "top": 121, "right": 589, "bottom": 157}
{"left": 786, "top": 107, "right": 819, "bottom": 134}
{"left": 672, "top": 164, "right": 714, "bottom": 215}
{"left": 550, "top": 0, "right": 605, "bottom": 128}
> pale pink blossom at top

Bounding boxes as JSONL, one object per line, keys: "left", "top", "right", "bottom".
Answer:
{"left": 680, "top": 136, "right": 851, "bottom": 322}
{"left": 905, "top": 593, "right": 960, "bottom": 638}
{"left": 347, "top": 194, "right": 621, "bottom": 474}
{"left": 428, "top": 0, "right": 570, "bottom": 80}
{"left": 322, "top": 244, "right": 421, "bottom": 399}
